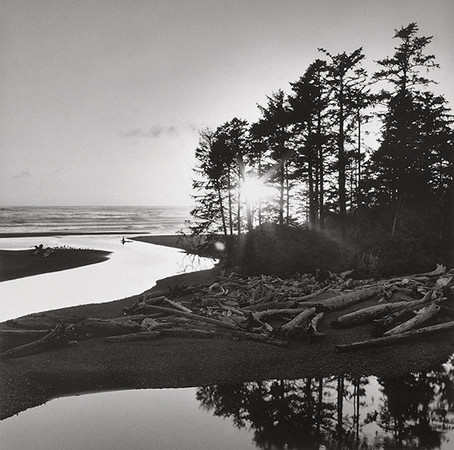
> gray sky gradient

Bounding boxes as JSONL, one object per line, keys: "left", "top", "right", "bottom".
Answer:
{"left": 1, "top": 0, "right": 453, "bottom": 206}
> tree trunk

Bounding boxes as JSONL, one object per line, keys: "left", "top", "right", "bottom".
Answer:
{"left": 279, "top": 164, "right": 285, "bottom": 226}
{"left": 216, "top": 186, "right": 228, "bottom": 236}
{"left": 338, "top": 75, "right": 346, "bottom": 233}
{"left": 227, "top": 168, "right": 234, "bottom": 235}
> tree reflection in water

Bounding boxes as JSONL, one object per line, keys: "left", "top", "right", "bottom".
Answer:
{"left": 196, "top": 358, "right": 453, "bottom": 449}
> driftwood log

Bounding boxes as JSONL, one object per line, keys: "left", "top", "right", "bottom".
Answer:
{"left": 281, "top": 307, "right": 317, "bottom": 337}
{"left": 127, "top": 305, "right": 240, "bottom": 330}
{"left": 331, "top": 291, "right": 433, "bottom": 328}
{"left": 336, "top": 321, "right": 454, "bottom": 352}
{"left": 0, "top": 325, "right": 76, "bottom": 359}
{"left": 315, "top": 285, "right": 384, "bottom": 311}
{"left": 383, "top": 302, "right": 441, "bottom": 336}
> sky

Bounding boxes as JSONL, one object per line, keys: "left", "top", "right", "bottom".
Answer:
{"left": 1, "top": 0, "right": 453, "bottom": 207}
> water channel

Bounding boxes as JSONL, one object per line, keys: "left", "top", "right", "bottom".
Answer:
{"left": 1, "top": 362, "right": 453, "bottom": 449}
{"left": 0, "top": 235, "right": 214, "bottom": 322}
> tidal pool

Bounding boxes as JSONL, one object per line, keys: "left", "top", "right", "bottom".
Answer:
{"left": 0, "top": 235, "right": 215, "bottom": 322}
{"left": 1, "top": 362, "right": 453, "bottom": 450}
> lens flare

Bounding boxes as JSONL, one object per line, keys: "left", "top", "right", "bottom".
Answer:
{"left": 240, "top": 177, "right": 273, "bottom": 206}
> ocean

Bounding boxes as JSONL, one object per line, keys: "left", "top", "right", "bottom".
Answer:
{"left": 0, "top": 205, "right": 212, "bottom": 321}
{"left": 0, "top": 205, "right": 192, "bottom": 236}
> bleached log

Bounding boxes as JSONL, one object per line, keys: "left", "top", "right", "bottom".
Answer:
{"left": 336, "top": 321, "right": 454, "bottom": 352}
{"left": 281, "top": 307, "right": 317, "bottom": 334}
{"left": 162, "top": 297, "right": 192, "bottom": 313}
{"left": 331, "top": 292, "right": 433, "bottom": 328}
{"left": 383, "top": 303, "right": 441, "bottom": 336}
{"left": 131, "top": 305, "right": 240, "bottom": 330}
{"left": 315, "top": 285, "right": 384, "bottom": 311}
{"left": 105, "top": 331, "right": 161, "bottom": 342}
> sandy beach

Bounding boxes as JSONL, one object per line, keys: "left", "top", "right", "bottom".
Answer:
{"left": 0, "top": 235, "right": 453, "bottom": 420}
{"left": 0, "top": 248, "right": 111, "bottom": 282}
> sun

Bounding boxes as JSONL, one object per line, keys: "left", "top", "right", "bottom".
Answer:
{"left": 240, "top": 176, "right": 273, "bottom": 206}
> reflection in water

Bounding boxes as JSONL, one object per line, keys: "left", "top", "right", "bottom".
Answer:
{"left": 1, "top": 360, "right": 453, "bottom": 449}
{"left": 197, "top": 358, "right": 454, "bottom": 449}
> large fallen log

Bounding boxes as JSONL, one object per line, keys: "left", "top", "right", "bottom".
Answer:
{"left": 129, "top": 305, "right": 240, "bottom": 330}
{"left": 315, "top": 285, "right": 384, "bottom": 312}
{"left": 331, "top": 292, "right": 433, "bottom": 328}
{"left": 0, "top": 325, "right": 76, "bottom": 359}
{"left": 336, "top": 321, "right": 454, "bottom": 352}
{"left": 71, "top": 318, "right": 141, "bottom": 337}
{"left": 383, "top": 303, "right": 441, "bottom": 336}
{"left": 281, "top": 307, "right": 317, "bottom": 336}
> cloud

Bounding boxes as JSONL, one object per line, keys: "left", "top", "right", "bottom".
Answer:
{"left": 120, "top": 126, "right": 178, "bottom": 139}
{"left": 12, "top": 170, "right": 32, "bottom": 178}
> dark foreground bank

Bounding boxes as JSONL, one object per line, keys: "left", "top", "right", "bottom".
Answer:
{"left": 0, "top": 248, "right": 111, "bottom": 282}
{"left": 1, "top": 265, "right": 453, "bottom": 420}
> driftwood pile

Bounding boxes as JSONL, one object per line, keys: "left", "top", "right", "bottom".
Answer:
{"left": 1, "top": 264, "right": 453, "bottom": 359}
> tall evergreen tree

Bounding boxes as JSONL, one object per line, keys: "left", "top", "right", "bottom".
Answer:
{"left": 370, "top": 23, "right": 451, "bottom": 235}
{"left": 320, "top": 47, "right": 366, "bottom": 232}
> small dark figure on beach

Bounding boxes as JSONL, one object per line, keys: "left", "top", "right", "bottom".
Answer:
{"left": 33, "top": 244, "right": 44, "bottom": 255}
{"left": 121, "top": 237, "right": 126, "bottom": 245}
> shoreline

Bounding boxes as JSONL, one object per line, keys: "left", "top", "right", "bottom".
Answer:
{"left": 0, "top": 233, "right": 453, "bottom": 420}
{"left": 0, "top": 231, "right": 145, "bottom": 239}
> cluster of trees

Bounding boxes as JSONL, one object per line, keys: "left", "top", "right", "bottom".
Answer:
{"left": 190, "top": 23, "right": 453, "bottom": 269}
